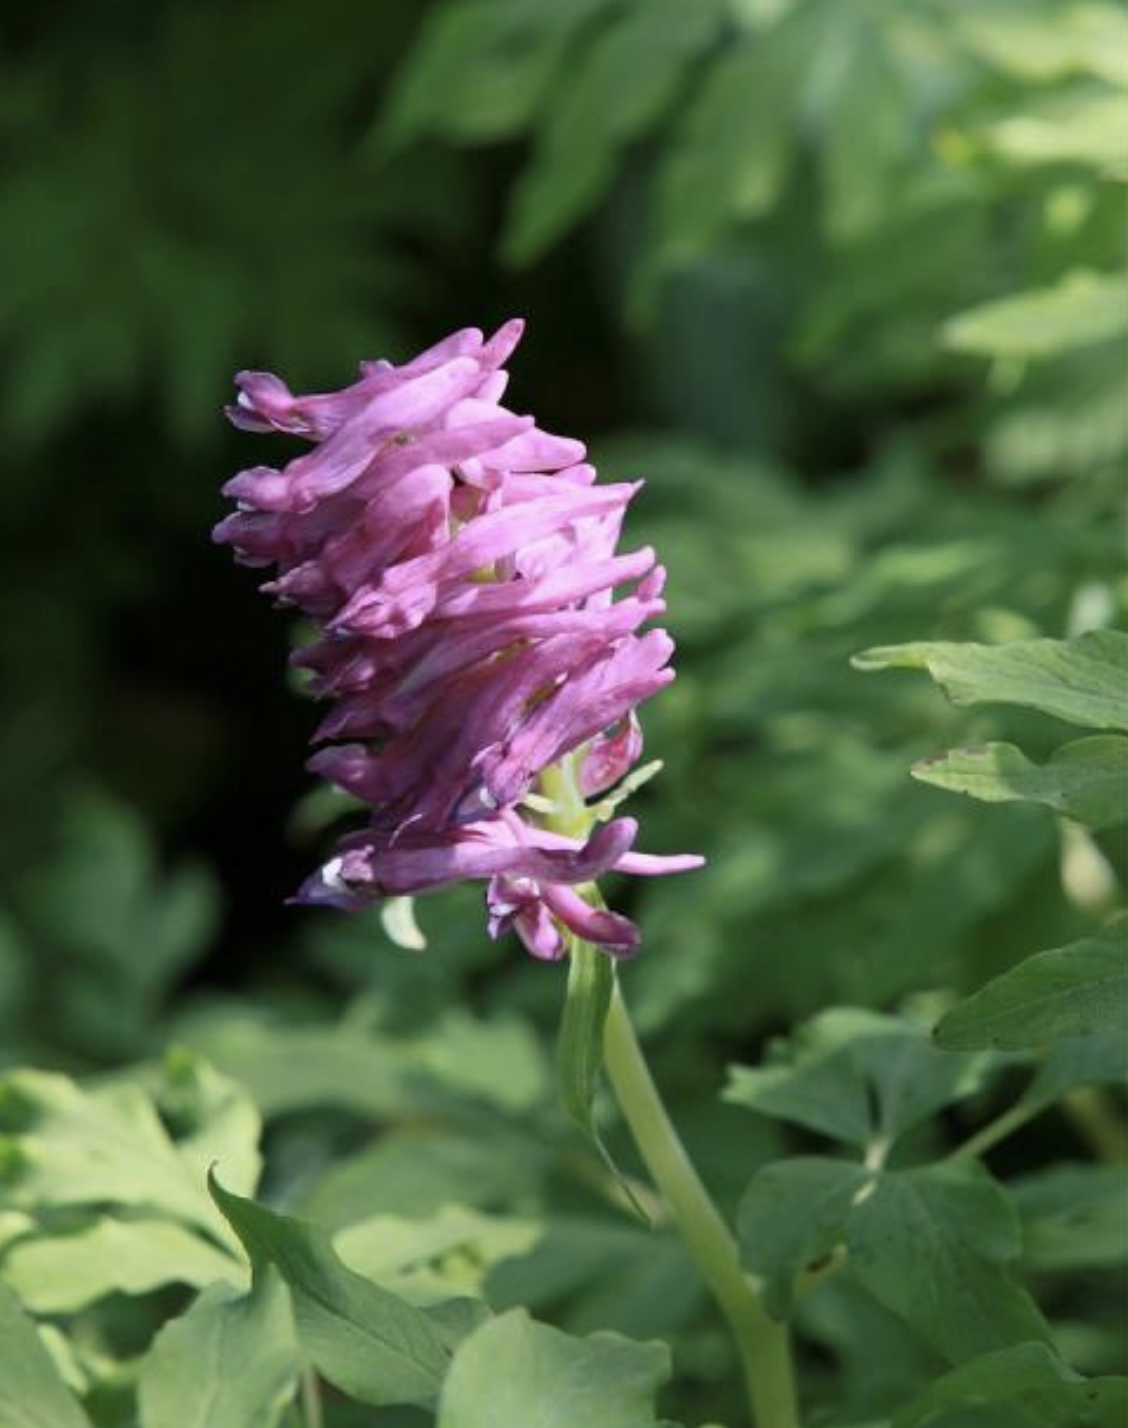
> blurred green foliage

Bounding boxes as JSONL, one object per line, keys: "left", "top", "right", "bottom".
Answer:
{"left": 0, "top": 0, "right": 1124, "bottom": 1423}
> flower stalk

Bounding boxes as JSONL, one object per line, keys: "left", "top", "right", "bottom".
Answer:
{"left": 602, "top": 986, "right": 800, "bottom": 1428}
{"left": 540, "top": 751, "right": 798, "bottom": 1428}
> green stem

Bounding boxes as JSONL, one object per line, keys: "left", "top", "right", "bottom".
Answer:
{"left": 948, "top": 1098, "right": 1041, "bottom": 1162}
{"left": 538, "top": 749, "right": 799, "bottom": 1424}
{"left": 603, "top": 985, "right": 800, "bottom": 1428}
{"left": 1063, "top": 1087, "right": 1128, "bottom": 1164}
{"left": 951, "top": 1085, "right": 1128, "bottom": 1166}
{"left": 300, "top": 1368, "right": 323, "bottom": 1428}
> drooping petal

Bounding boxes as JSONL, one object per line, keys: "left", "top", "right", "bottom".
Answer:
{"left": 217, "top": 319, "right": 702, "bottom": 959}
{"left": 540, "top": 883, "right": 640, "bottom": 957}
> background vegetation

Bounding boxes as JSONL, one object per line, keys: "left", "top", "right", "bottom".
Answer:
{"left": 0, "top": 1, "right": 1124, "bottom": 1424}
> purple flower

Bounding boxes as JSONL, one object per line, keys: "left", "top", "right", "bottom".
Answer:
{"left": 215, "top": 321, "right": 701, "bottom": 958}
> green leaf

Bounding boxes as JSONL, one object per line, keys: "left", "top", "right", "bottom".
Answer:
{"left": 1013, "top": 1164, "right": 1128, "bottom": 1273}
{"left": 138, "top": 1268, "right": 300, "bottom": 1428}
{"left": 935, "top": 918, "right": 1128, "bottom": 1050}
{"left": 14, "top": 791, "right": 218, "bottom": 1058}
{"left": 652, "top": 27, "right": 799, "bottom": 266}
{"left": 485, "top": 1214, "right": 697, "bottom": 1343}
{"left": 821, "top": 26, "right": 907, "bottom": 241}
{"left": 911, "top": 736, "right": 1128, "bottom": 828}
{"left": 847, "top": 1161, "right": 1052, "bottom": 1363}
{"left": 0, "top": 1282, "right": 93, "bottom": 1428}
{"left": 208, "top": 1172, "right": 485, "bottom": 1408}
{"left": 1020, "top": 1029, "right": 1128, "bottom": 1113}
{"left": 335, "top": 1206, "right": 539, "bottom": 1304}
{"left": 177, "top": 1005, "right": 546, "bottom": 1119}
{"left": 725, "top": 1008, "right": 993, "bottom": 1150}
{"left": 379, "top": 0, "right": 596, "bottom": 149}
{"left": 0, "top": 1070, "right": 241, "bottom": 1241}
{"left": 892, "top": 1341, "right": 1128, "bottom": 1428}
{"left": 2, "top": 1216, "right": 239, "bottom": 1314}
{"left": 941, "top": 270, "right": 1128, "bottom": 359}
{"left": 301, "top": 1126, "right": 546, "bottom": 1231}
{"left": 156, "top": 1050, "right": 264, "bottom": 1213}
{"left": 437, "top": 1308, "right": 670, "bottom": 1428}
{"left": 502, "top": 0, "right": 723, "bottom": 263}
{"left": 852, "top": 631, "right": 1128, "bottom": 731}
{"left": 557, "top": 944, "right": 645, "bottom": 1216}
{"left": 737, "top": 1157, "right": 868, "bottom": 1318}
{"left": 557, "top": 939, "right": 615, "bottom": 1139}
{"left": 952, "top": 2, "right": 1128, "bottom": 85}
{"left": 975, "top": 93, "right": 1128, "bottom": 171}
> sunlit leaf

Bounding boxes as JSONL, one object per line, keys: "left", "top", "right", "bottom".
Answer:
{"left": 0, "top": 1071, "right": 237, "bottom": 1241}
{"left": 208, "top": 1172, "right": 486, "bottom": 1408}
{"left": 0, "top": 1283, "right": 93, "bottom": 1428}
{"left": 975, "top": 92, "right": 1128, "bottom": 170}
{"left": 301, "top": 1127, "right": 547, "bottom": 1231}
{"left": 853, "top": 631, "right": 1128, "bottom": 731}
{"left": 952, "top": 1, "right": 1128, "bottom": 85}
{"left": 911, "top": 735, "right": 1128, "bottom": 828}
{"left": 2, "top": 1216, "right": 238, "bottom": 1314}
{"left": 137, "top": 1268, "right": 300, "bottom": 1428}
{"left": 437, "top": 1308, "right": 670, "bottom": 1428}
{"left": 941, "top": 270, "right": 1128, "bottom": 359}
{"left": 336, "top": 1206, "right": 540, "bottom": 1303}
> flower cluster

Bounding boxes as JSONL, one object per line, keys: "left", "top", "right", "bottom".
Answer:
{"left": 215, "top": 320, "right": 701, "bottom": 957}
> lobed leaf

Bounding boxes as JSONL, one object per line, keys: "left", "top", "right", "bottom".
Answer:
{"left": 208, "top": 1172, "right": 486, "bottom": 1408}
{"left": 737, "top": 1157, "right": 868, "bottom": 1318}
{"left": 378, "top": 0, "right": 597, "bottom": 150}
{"left": 941, "top": 269, "right": 1128, "bottom": 359}
{"left": 2, "top": 1216, "right": 238, "bottom": 1314}
{"left": 935, "top": 918, "right": 1128, "bottom": 1050}
{"left": 436, "top": 1307, "right": 670, "bottom": 1428}
{"left": 0, "top": 1282, "right": 93, "bottom": 1428}
{"left": 974, "top": 93, "right": 1128, "bottom": 171}
{"left": 725, "top": 1008, "right": 993, "bottom": 1150}
{"left": 892, "top": 1340, "right": 1128, "bottom": 1428}
{"left": 951, "top": 1, "right": 1128, "bottom": 85}
{"left": 301, "top": 1126, "right": 547, "bottom": 1231}
{"left": 335, "top": 1206, "right": 540, "bottom": 1304}
{"left": 177, "top": 1005, "right": 547, "bottom": 1120}
{"left": 0, "top": 1070, "right": 241, "bottom": 1242}
{"left": 911, "top": 735, "right": 1128, "bottom": 828}
{"left": 1013, "top": 1163, "right": 1128, "bottom": 1273}
{"left": 1019, "top": 1029, "right": 1128, "bottom": 1112}
{"left": 651, "top": 26, "right": 799, "bottom": 267}
{"left": 847, "top": 1161, "right": 1052, "bottom": 1364}
{"left": 853, "top": 630, "right": 1128, "bottom": 731}
{"left": 137, "top": 1268, "right": 300, "bottom": 1428}
{"left": 502, "top": 0, "right": 723, "bottom": 263}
